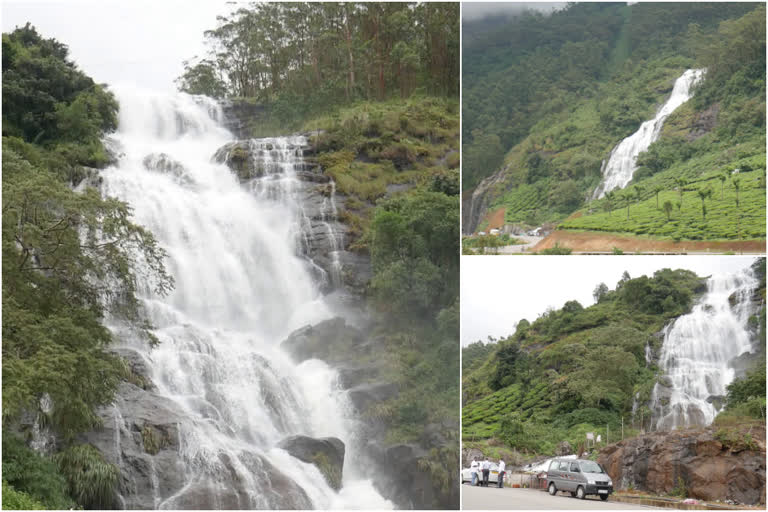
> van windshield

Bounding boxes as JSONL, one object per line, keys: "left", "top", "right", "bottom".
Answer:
{"left": 579, "top": 461, "right": 605, "bottom": 474}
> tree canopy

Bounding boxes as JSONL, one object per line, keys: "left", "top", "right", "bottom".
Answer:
{"left": 178, "top": 2, "right": 459, "bottom": 110}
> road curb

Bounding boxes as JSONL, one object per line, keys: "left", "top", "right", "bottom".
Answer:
{"left": 610, "top": 494, "right": 758, "bottom": 510}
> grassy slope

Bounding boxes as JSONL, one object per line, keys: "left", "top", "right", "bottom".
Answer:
{"left": 560, "top": 103, "right": 766, "bottom": 240}
{"left": 303, "top": 96, "right": 460, "bottom": 249}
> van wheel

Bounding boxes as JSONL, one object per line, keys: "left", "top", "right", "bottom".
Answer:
{"left": 548, "top": 483, "right": 557, "bottom": 496}
{"left": 576, "top": 486, "right": 586, "bottom": 500}
{"left": 600, "top": 494, "right": 609, "bottom": 501}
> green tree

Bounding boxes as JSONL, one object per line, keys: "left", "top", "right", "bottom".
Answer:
{"left": 663, "top": 200, "right": 674, "bottom": 221}
{"left": 697, "top": 187, "right": 713, "bottom": 220}
{"left": 604, "top": 190, "right": 615, "bottom": 216}
{"left": 674, "top": 177, "right": 688, "bottom": 207}
{"left": 593, "top": 282, "right": 609, "bottom": 303}
{"left": 718, "top": 172, "right": 728, "bottom": 200}
{"left": 653, "top": 185, "right": 662, "bottom": 208}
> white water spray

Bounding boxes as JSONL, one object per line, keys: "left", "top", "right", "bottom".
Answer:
{"left": 651, "top": 268, "right": 758, "bottom": 431}
{"left": 594, "top": 69, "right": 704, "bottom": 198}
{"left": 100, "top": 86, "right": 391, "bottom": 509}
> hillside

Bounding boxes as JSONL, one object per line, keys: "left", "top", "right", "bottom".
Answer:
{"left": 462, "top": 259, "right": 766, "bottom": 474}
{"left": 462, "top": 3, "right": 765, "bottom": 248}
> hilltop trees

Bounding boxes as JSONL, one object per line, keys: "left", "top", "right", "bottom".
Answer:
{"left": 178, "top": 2, "right": 459, "bottom": 109}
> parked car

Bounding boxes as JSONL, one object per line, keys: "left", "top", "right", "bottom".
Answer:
{"left": 546, "top": 458, "right": 613, "bottom": 500}
{"left": 460, "top": 463, "right": 500, "bottom": 485}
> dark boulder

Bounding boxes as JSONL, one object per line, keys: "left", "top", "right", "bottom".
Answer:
{"left": 278, "top": 435, "right": 345, "bottom": 491}
{"left": 281, "top": 317, "right": 364, "bottom": 364}
{"left": 348, "top": 382, "right": 399, "bottom": 412}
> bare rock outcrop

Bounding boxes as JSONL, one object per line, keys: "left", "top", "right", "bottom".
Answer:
{"left": 598, "top": 425, "right": 766, "bottom": 505}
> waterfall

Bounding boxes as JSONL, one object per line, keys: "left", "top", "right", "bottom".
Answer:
{"left": 100, "top": 86, "right": 391, "bottom": 509}
{"left": 594, "top": 69, "right": 704, "bottom": 199}
{"left": 650, "top": 267, "right": 758, "bottom": 431}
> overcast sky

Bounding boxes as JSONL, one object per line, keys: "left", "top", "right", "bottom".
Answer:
{"left": 462, "top": 2, "right": 566, "bottom": 21}
{"left": 2, "top": 1, "right": 567, "bottom": 90}
{"left": 2, "top": 0, "right": 234, "bottom": 92}
{"left": 462, "top": 256, "right": 759, "bottom": 345}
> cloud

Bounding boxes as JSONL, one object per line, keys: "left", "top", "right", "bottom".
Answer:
{"left": 2, "top": 0, "right": 232, "bottom": 92}
{"left": 462, "top": 2, "right": 566, "bottom": 22}
{"left": 461, "top": 256, "right": 758, "bottom": 346}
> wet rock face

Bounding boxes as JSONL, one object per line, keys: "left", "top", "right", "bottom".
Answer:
{"left": 218, "top": 100, "right": 269, "bottom": 139}
{"left": 281, "top": 317, "right": 366, "bottom": 365}
{"left": 212, "top": 141, "right": 261, "bottom": 181}
{"left": 211, "top": 137, "right": 372, "bottom": 296}
{"left": 79, "top": 349, "right": 311, "bottom": 510}
{"left": 278, "top": 435, "right": 345, "bottom": 491}
{"left": 598, "top": 426, "right": 766, "bottom": 505}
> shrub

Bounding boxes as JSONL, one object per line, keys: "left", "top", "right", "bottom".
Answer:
{"left": 55, "top": 444, "right": 118, "bottom": 509}
{"left": 1, "top": 434, "right": 75, "bottom": 510}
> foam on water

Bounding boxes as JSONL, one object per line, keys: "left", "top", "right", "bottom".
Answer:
{"left": 100, "top": 85, "right": 391, "bottom": 509}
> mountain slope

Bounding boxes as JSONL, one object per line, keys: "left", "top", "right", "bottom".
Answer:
{"left": 462, "top": 3, "right": 765, "bottom": 245}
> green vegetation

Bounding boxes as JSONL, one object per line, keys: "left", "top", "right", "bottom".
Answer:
{"left": 2, "top": 435, "right": 75, "bottom": 510}
{"left": 311, "top": 452, "right": 342, "bottom": 491}
{"left": 178, "top": 3, "right": 458, "bottom": 128}
{"left": 462, "top": 234, "right": 522, "bottom": 255}
{"left": 2, "top": 480, "right": 49, "bottom": 510}
{"left": 463, "top": 268, "right": 713, "bottom": 455}
{"left": 54, "top": 444, "right": 119, "bottom": 509}
{"left": 360, "top": 172, "right": 459, "bottom": 502}
{"left": 559, "top": 147, "right": 765, "bottom": 240}
{"left": 2, "top": 25, "right": 172, "bottom": 509}
{"left": 305, "top": 96, "right": 459, "bottom": 247}
{"left": 463, "top": 3, "right": 765, "bottom": 242}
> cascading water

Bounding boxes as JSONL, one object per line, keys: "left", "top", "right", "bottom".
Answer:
{"left": 593, "top": 69, "right": 705, "bottom": 199}
{"left": 100, "top": 86, "right": 391, "bottom": 509}
{"left": 650, "top": 268, "right": 758, "bottom": 431}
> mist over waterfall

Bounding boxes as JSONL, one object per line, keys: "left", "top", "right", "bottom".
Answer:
{"left": 594, "top": 69, "right": 705, "bottom": 199}
{"left": 651, "top": 267, "right": 758, "bottom": 431}
{"left": 100, "top": 86, "right": 392, "bottom": 509}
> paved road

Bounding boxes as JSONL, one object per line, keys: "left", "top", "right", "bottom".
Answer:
{"left": 496, "top": 235, "right": 544, "bottom": 254}
{"left": 462, "top": 485, "right": 663, "bottom": 510}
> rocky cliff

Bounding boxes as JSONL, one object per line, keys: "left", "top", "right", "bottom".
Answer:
{"left": 282, "top": 317, "right": 459, "bottom": 509}
{"left": 598, "top": 424, "right": 766, "bottom": 506}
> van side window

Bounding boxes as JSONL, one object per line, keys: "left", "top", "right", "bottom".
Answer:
{"left": 570, "top": 462, "right": 580, "bottom": 472}
{"left": 559, "top": 461, "right": 570, "bottom": 471}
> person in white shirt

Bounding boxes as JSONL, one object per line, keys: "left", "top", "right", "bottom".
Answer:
{"left": 497, "top": 459, "right": 506, "bottom": 488}
{"left": 470, "top": 458, "right": 479, "bottom": 486}
{"left": 481, "top": 458, "right": 491, "bottom": 486}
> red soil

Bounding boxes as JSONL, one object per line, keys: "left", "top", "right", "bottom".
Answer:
{"left": 533, "top": 230, "right": 766, "bottom": 254}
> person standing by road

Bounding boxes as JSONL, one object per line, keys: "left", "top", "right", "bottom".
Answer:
{"left": 497, "top": 459, "right": 506, "bottom": 488}
{"left": 481, "top": 457, "right": 491, "bottom": 486}
{"left": 470, "top": 457, "right": 479, "bottom": 486}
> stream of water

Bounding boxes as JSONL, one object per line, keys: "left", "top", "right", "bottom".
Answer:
{"left": 650, "top": 267, "right": 758, "bottom": 431}
{"left": 594, "top": 68, "right": 705, "bottom": 199}
{"left": 100, "top": 86, "right": 391, "bottom": 509}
